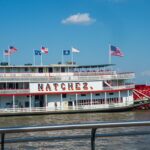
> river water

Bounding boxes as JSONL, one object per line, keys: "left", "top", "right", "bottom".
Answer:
{"left": 1, "top": 110, "right": 150, "bottom": 150}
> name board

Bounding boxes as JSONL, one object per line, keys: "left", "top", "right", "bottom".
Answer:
{"left": 30, "top": 81, "right": 102, "bottom": 93}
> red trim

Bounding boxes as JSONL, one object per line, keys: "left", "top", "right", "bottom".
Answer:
{"left": 0, "top": 88, "right": 134, "bottom": 96}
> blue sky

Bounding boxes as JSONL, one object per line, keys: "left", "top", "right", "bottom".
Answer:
{"left": 0, "top": 0, "right": 150, "bottom": 83}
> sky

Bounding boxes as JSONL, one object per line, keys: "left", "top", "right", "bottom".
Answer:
{"left": 0, "top": 0, "right": 150, "bottom": 83}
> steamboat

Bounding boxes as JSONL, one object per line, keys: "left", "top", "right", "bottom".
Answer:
{"left": 0, "top": 62, "right": 135, "bottom": 115}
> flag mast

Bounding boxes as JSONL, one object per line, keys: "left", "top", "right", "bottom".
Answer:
{"left": 3, "top": 50, "right": 5, "bottom": 62}
{"left": 71, "top": 47, "right": 74, "bottom": 65}
{"left": 109, "top": 44, "right": 111, "bottom": 64}
{"left": 8, "top": 54, "right": 10, "bottom": 66}
{"left": 33, "top": 50, "right": 35, "bottom": 66}
{"left": 40, "top": 46, "right": 43, "bottom": 66}
{"left": 8, "top": 46, "right": 11, "bottom": 66}
{"left": 40, "top": 53, "right": 43, "bottom": 66}
{"left": 61, "top": 50, "right": 64, "bottom": 64}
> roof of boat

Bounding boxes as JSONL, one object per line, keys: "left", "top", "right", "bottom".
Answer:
{"left": 0, "top": 63, "right": 115, "bottom": 68}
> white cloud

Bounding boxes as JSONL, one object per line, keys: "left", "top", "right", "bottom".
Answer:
{"left": 62, "top": 13, "right": 95, "bottom": 25}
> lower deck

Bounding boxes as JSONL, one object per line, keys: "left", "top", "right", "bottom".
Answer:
{"left": 0, "top": 90, "right": 134, "bottom": 114}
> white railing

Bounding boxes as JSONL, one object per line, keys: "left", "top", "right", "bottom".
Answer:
{"left": 0, "top": 89, "right": 29, "bottom": 94}
{"left": 0, "top": 72, "right": 135, "bottom": 82}
{"left": 0, "top": 102, "right": 132, "bottom": 114}
{"left": 103, "top": 84, "right": 135, "bottom": 90}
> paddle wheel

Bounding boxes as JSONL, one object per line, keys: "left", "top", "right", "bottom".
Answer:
{"left": 133, "top": 85, "right": 150, "bottom": 109}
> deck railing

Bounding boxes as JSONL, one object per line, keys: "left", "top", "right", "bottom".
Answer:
{"left": 0, "top": 72, "right": 135, "bottom": 82}
{"left": 0, "top": 102, "right": 133, "bottom": 114}
{"left": 0, "top": 89, "right": 29, "bottom": 94}
{"left": 0, "top": 120, "right": 150, "bottom": 150}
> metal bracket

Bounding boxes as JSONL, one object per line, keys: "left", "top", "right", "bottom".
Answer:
{"left": 1, "top": 133, "right": 5, "bottom": 150}
{"left": 91, "top": 128, "right": 97, "bottom": 150}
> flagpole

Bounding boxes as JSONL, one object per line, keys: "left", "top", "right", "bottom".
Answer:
{"left": 33, "top": 50, "right": 35, "bottom": 66}
{"left": 61, "top": 50, "right": 64, "bottom": 64}
{"left": 71, "top": 47, "right": 74, "bottom": 65}
{"left": 8, "top": 54, "right": 10, "bottom": 66}
{"left": 109, "top": 44, "right": 111, "bottom": 64}
{"left": 3, "top": 50, "right": 5, "bottom": 62}
{"left": 41, "top": 53, "right": 43, "bottom": 66}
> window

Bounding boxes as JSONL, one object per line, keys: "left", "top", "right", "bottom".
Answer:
{"left": 81, "top": 94, "right": 86, "bottom": 96}
{"left": 62, "top": 94, "right": 67, "bottom": 98}
{"left": 95, "top": 93, "right": 100, "bottom": 96}
{"left": 38, "top": 68, "right": 43, "bottom": 73}
{"left": 61, "top": 67, "right": 65, "bottom": 72}
{"left": 24, "top": 68, "right": 28, "bottom": 72}
{"left": 68, "top": 101, "right": 73, "bottom": 106}
{"left": 109, "top": 93, "right": 114, "bottom": 95}
{"left": 35, "top": 95, "right": 40, "bottom": 99}
{"left": 25, "top": 101, "right": 29, "bottom": 107}
{"left": 49, "top": 67, "right": 53, "bottom": 73}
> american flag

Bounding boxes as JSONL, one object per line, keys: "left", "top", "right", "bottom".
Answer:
{"left": 9, "top": 46, "right": 17, "bottom": 53}
{"left": 110, "top": 45, "right": 124, "bottom": 57}
{"left": 4, "top": 50, "right": 11, "bottom": 56}
{"left": 41, "top": 46, "right": 48, "bottom": 54}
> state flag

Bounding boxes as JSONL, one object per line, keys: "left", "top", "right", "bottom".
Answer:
{"left": 63, "top": 50, "right": 70, "bottom": 55}
{"left": 34, "top": 50, "right": 41, "bottom": 55}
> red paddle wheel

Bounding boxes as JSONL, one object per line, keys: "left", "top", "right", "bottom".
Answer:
{"left": 134, "top": 85, "right": 150, "bottom": 109}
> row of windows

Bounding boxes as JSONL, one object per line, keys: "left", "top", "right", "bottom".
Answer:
{"left": 78, "top": 97, "right": 123, "bottom": 105}
{"left": 0, "top": 83, "right": 29, "bottom": 89}
{"left": 63, "top": 93, "right": 114, "bottom": 98}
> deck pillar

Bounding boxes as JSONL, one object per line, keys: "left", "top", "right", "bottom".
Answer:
{"left": 75, "top": 93, "right": 78, "bottom": 109}
{"left": 119, "top": 91, "right": 121, "bottom": 103}
{"left": 29, "top": 95, "right": 32, "bottom": 112}
{"left": 104, "top": 92, "right": 107, "bottom": 104}
{"left": 12, "top": 95, "right": 15, "bottom": 111}
{"left": 45, "top": 94, "right": 48, "bottom": 111}
{"left": 60, "top": 94, "right": 63, "bottom": 110}
{"left": 90, "top": 93, "right": 93, "bottom": 107}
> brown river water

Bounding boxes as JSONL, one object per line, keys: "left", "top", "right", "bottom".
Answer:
{"left": 0, "top": 110, "right": 150, "bottom": 150}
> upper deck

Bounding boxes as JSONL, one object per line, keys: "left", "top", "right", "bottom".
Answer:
{"left": 0, "top": 63, "right": 135, "bottom": 82}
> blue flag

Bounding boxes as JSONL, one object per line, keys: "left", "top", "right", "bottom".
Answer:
{"left": 34, "top": 50, "right": 41, "bottom": 55}
{"left": 63, "top": 50, "right": 70, "bottom": 55}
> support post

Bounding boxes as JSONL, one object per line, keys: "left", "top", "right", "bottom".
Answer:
{"left": 1, "top": 133, "right": 5, "bottom": 150}
{"left": 127, "top": 90, "right": 129, "bottom": 105}
{"left": 29, "top": 95, "right": 32, "bottom": 112}
{"left": 45, "top": 94, "right": 48, "bottom": 111}
{"left": 91, "top": 128, "right": 97, "bottom": 150}
{"left": 104, "top": 92, "right": 107, "bottom": 104}
{"left": 60, "top": 94, "right": 63, "bottom": 110}
{"left": 13, "top": 95, "right": 15, "bottom": 111}
{"left": 75, "top": 93, "right": 78, "bottom": 110}
{"left": 119, "top": 91, "right": 121, "bottom": 103}
{"left": 90, "top": 93, "right": 93, "bottom": 107}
